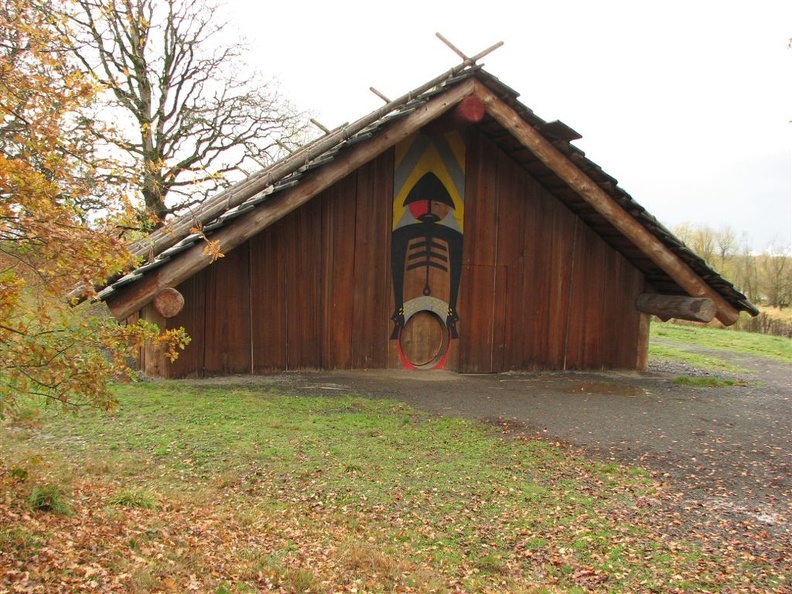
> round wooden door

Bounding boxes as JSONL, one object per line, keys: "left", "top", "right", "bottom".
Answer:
{"left": 398, "top": 311, "right": 449, "bottom": 369}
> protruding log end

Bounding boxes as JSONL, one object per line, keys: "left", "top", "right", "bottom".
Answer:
{"left": 635, "top": 293, "right": 716, "bottom": 323}
{"left": 423, "top": 95, "right": 486, "bottom": 135}
{"left": 153, "top": 287, "right": 185, "bottom": 319}
{"left": 455, "top": 95, "right": 486, "bottom": 124}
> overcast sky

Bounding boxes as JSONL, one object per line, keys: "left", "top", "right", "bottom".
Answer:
{"left": 227, "top": 0, "right": 791, "bottom": 252}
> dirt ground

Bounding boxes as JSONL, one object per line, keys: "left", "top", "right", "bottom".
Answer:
{"left": 196, "top": 346, "right": 792, "bottom": 565}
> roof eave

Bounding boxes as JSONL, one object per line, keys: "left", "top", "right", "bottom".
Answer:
{"left": 471, "top": 79, "right": 743, "bottom": 325}
{"left": 104, "top": 77, "right": 479, "bottom": 320}
{"left": 101, "top": 67, "right": 757, "bottom": 325}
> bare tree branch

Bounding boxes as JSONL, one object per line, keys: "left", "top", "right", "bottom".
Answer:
{"left": 49, "top": 0, "right": 310, "bottom": 226}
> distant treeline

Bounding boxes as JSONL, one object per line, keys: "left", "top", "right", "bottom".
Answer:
{"left": 674, "top": 223, "right": 791, "bottom": 310}
{"left": 732, "top": 311, "right": 792, "bottom": 338}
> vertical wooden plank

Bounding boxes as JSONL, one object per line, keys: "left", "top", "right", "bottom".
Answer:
{"left": 320, "top": 174, "right": 358, "bottom": 369}
{"left": 590, "top": 235, "right": 611, "bottom": 368}
{"left": 458, "top": 264, "right": 507, "bottom": 373}
{"left": 494, "top": 149, "right": 526, "bottom": 370}
{"left": 636, "top": 311, "right": 651, "bottom": 370}
{"left": 203, "top": 245, "right": 251, "bottom": 374}
{"left": 463, "top": 132, "right": 499, "bottom": 268}
{"left": 613, "top": 257, "right": 645, "bottom": 368}
{"left": 584, "top": 226, "right": 608, "bottom": 368}
{"left": 461, "top": 131, "right": 482, "bottom": 270}
{"left": 458, "top": 133, "right": 485, "bottom": 372}
{"left": 458, "top": 132, "right": 506, "bottom": 373}
{"left": 250, "top": 221, "right": 287, "bottom": 372}
{"left": 491, "top": 265, "right": 508, "bottom": 371}
{"left": 602, "top": 251, "right": 628, "bottom": 368}
{"left": 627, "top": 266, "right": 646, "bottom": 367}
{"left": 565, "top": 222, "right": 606, "bottom": 369}
{"left": 526, "top": 189, "right": 569, "bottom": 369}
{"left": 543, "top": 199, "right": 577, "bottom": 368}
{"left": 519, "top": 174, "right": 546, "bottom": 368}
{"left": 604, "top": 255, "right": 622, "bottom": 367}
{"left": 166, "top": 274, "right": 206, "bottom": 378}
{"left": 561, "top": 220, "right": 584, "bottom": 370}
{"left": 285, "top": 198, "right": 323, "bottom": 369}
{"left": 351, "top": 152, "right": 393, "bottom": 368}
{"left": 459, "top": 264, "right": 495, "bottom": 372}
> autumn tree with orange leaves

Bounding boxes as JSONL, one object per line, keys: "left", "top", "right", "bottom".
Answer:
{"left": 0, "top": 0, "right": 188, "bottom": 419}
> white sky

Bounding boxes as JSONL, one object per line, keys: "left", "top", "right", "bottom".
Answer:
{"left": 226, "top": 0, "right": 792, "bottom": 252}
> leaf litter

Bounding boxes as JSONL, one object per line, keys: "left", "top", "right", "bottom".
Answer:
{"left": 0, "top": 383, "right": 789, "bottom": 593}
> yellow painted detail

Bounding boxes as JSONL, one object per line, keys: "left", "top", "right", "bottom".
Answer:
{"left": 393, "top": 131, "right": 466, "bottom": 231}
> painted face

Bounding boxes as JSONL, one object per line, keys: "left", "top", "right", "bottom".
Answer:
{"left": 408, "top": 199, "right": 452, "bottom": 222}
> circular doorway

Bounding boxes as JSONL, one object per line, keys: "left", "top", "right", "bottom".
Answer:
{"left": 398, "top": 310, "right": 449, "bottom": 369}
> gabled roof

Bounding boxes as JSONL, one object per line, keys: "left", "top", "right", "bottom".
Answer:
{"left": 98, "top": 62, "right": 758, "bottom": 324}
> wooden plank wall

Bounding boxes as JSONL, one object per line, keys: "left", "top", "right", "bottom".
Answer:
{"left": 166, "top": 273, "right": 206, "bottom": 377}
{"left": 161, "top": 152, "right": 394, "bottom": 377}
{"left": 250, "top": 217, "right": 287, "bottom": 372}
{"left": 203, "top": 245, "right": 251, "bottom": 374}
{"left": 157, "top": 131, "right": 643, "bottom": 377}
{"left": 458, "top": 130, "right": 643, "bottom": 372}
{"left": 350, "top": 154, "right": 392, "bottom": 368}
{"left": 321, "top": 174, "right": 358, "bottom": 370}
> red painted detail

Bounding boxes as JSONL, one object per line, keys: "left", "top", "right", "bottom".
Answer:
{"left": 408, "top": 199, "right": 431, "bottom": 219}
{"left": 456, "top": 95, "right": 486, "bottom": 124}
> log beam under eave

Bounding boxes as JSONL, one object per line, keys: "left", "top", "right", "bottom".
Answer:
{"left": 635, "top": 293, "right": 717, "bottom": 323}
{"left": 105, "top": 78, "right": 478, "bottom": 321}
{"left": 472, "top": 81, "right": 740, "bottom": 326}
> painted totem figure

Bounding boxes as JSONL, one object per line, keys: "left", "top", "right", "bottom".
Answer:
{"left": 390, "top": 132, "right": 465, "bottom": 368}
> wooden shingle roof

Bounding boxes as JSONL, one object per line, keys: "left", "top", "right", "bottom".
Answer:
{"left": 97, "top": 63, "right": 758, "bottom": 323}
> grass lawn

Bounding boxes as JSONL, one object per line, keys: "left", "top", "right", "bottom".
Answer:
{"left": 2, "top": 378, "right": 787, "bottom": 593}
{"left": 649, "top": 320, "right": 792, "bottom": 372}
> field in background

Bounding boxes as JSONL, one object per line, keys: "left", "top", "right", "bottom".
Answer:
{"left": 759, "top": 305, "right": 792, "bottom": 324}
{"left": 734, "top": 306, "right": 792, "bottom": 337}
{"left": 649, "top": 319, "right": 792, "bottom": 370}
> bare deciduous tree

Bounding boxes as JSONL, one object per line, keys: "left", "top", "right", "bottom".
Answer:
{"left": 674, "top": 222, "right": 717, "bottom": 269}
{"left": 734, "top": 242, "right": 760, "bottom": 303}
{"left": 55, "top": 0, "right": 308, "bottom": 226}
{"left": 759, "top": 243, "right": 792, "bottom": 308}
{"left": 714, "top": 225, "right": 738, "bottom": 272}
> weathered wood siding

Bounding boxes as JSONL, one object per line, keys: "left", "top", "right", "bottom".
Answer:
{"left": 458, "top": 130, "right": 643, "bottom": 371}
{"left": 159, "top": 152, "right": 394, "bottom": 378}
{"left": 151, "top": 129, "right": 643, "bottom": 377}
